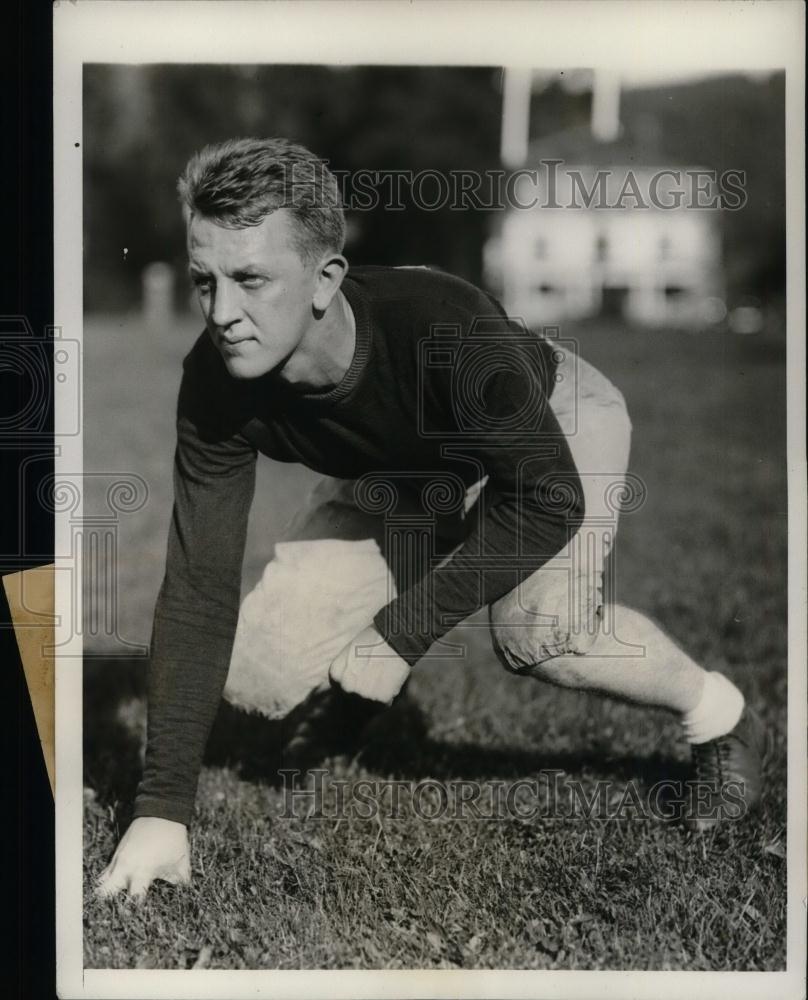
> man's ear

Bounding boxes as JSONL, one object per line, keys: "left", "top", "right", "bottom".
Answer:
{"left": 312, "top": 253, "right": 348, "bottom": 314}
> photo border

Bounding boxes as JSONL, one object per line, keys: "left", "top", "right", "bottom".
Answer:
{"left": 53, "top": 2, "right": 806, "bottom": 997}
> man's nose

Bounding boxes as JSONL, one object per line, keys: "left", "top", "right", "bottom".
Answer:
{"left": 209, "top": 281, "right": 241, "bottom": 329}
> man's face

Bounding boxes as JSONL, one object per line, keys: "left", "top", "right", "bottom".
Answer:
{"left": 187, "top": 209, "right": 318, "bottom": 380}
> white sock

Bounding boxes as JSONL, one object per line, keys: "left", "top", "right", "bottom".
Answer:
{"left": 681, "top": 671, "right": 745, "bottom": 744}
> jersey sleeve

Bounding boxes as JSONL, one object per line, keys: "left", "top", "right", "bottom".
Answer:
{"left": 373, "top": 314, "right": 585, "bottom": 666}
{"left": 133, "top": 339, "right": 257, "bottom": 826}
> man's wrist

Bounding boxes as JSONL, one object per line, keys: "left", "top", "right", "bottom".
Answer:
{"left": 132, "top": 794, "right": 194, "bottom": 828}
{"left": 372, "top": 607, "right": 429, "bottom": 667}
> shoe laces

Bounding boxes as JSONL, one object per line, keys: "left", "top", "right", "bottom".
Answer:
{"left": 692, "top": 734, "right": 734, "bottom": 786}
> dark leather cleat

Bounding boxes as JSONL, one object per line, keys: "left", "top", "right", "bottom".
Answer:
{"left": 280, "top": 684, "right": 390, "bottom": 771}
{"left": 683, "top": 706, "right": 768, "bottom": 833}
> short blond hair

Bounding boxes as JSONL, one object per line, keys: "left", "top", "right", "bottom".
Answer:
{"left": 178, "top": 137, "right": 346, "bottom": 262}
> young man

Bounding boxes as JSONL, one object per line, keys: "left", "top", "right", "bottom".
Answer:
{"left": 97, "top": 137, "right": 765, "bottom": 899}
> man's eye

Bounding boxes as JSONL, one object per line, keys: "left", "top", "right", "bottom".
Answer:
{"left": 239, "top": 276, "right": 265, "bottom": 289}
{"left": 193, "top": 278, "right": 212, "bottom": 294}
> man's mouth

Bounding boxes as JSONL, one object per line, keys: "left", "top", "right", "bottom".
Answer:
{"left": 220, "top": 335, "right": 253, "bottom": 349}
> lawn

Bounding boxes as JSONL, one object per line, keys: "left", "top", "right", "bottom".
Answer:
{"left": 82, "top": 310, "right": 788, "bottom": 971}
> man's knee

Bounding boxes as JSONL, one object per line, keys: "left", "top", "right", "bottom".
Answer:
{"left": 521, "top": 648, "right": 596, "bottom": 687}
{"left": 489, "top": 609, "right": 601, "bottom": 679}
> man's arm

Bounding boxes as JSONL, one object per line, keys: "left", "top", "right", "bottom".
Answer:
{"left": 133, "top": 349, "right": 258, "bottom": 825}
{"left": 98, "top": 343, "right": 257, "bottom": 897}
{"left": 373, "top": 346, "right": 584, "bottom": 667}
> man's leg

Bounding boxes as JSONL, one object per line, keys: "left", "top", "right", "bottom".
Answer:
{"left": 490, "top": 347, "right": 712, "bottom": 709}
{"left": 224, "top": 476, "right": 396, "bottom": 720}
{"left": 222, "top": 473, "right": 427, "bottom": 771}
{"left": 489, "top": 347, "right": 764, "bottom": 828}
{"left": 491, "top": 556, "right": 733, "bottom": 730}
{"left": 518, "top": 604, "right": 706, "bottom": 712}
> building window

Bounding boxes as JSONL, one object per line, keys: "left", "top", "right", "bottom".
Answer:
{"left": 601, "top": 285, "right": 629, "bottom": 316}
{"left": 595, "top": 234, "right": 608, "bottom": 261}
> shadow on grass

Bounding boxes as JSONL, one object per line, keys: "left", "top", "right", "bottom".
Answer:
{"left": 354, "top": 697, "right": 692, "bottom": 789}
{"left": 204, "top": 687, "right": 692, "bottom": 794}
{"left": 84, "top": 656, "right": 691, "bottom": 830}
{"left": 83, "top": 656, "right": 150, "bottom": 831}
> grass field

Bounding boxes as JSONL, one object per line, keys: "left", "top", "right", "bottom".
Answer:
{"left": 82, "top": 310, "right": 788, "bottom": 971}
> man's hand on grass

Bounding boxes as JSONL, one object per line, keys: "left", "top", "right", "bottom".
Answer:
{"left": 96, "top": 816, "right": 191, "bottom": 900}
{"left": 329, "top": 625, "right": 411, "bottom": 704}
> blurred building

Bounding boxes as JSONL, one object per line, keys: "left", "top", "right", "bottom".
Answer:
{"left": 486, "top": 128, "right": 724, "bottom": 328}
{"left": 489, "top": 72, "right": 725, "bottom": 328}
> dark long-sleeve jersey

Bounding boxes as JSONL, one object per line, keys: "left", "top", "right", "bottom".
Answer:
{"left": 133, "top": 265, "right": 585, "bottom": 825}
